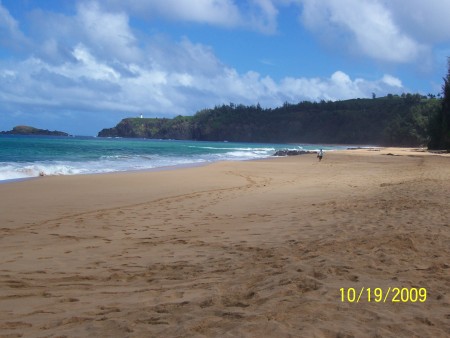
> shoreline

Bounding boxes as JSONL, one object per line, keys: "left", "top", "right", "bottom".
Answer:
{"left": 1, "top": 148, "right": 449, "bottom": 337}
{"left": 1, "top": 146, "right": 445, "bottom": 185}
{"left": 0, "top": 160, "right": 213, "bottom": 185}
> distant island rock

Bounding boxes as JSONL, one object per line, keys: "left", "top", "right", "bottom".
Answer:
{"left": 1, "top": 125, "right": 69, "bottom": 136}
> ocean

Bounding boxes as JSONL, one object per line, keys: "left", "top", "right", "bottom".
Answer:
{"left": 0, "top": 135, "right": 346, "bottom": 182}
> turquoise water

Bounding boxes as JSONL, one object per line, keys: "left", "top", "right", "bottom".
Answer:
{"left": 0, "top": 135, "right": 345, "bottom": 181}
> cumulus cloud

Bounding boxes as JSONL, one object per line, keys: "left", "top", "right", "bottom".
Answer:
{"left": 0, "top": 2, "right": 403, "bottom": 109}
{"left": 246, "top": 0, "right": 279, "bottom": 34}
{"left": 275, "top": 71, "right": 403, "bottom": 103}
{"left": 299, "top": 0, "right": 427, "bottom": 63}
{"left": 0, "top": 0, "right": 409, "bottom": 134}
{"left": 382, "top": 74, "right": 402, "bottom": 88}
{"left": 103, "top": 0, "right": 281, "bottom": 33}
{"left": 0, "top": 42, "right": 403, "bottom": 116}
{"left": 103, "top": 0, "right": 242, "bottom": 27}
{"left": 75, "top": 2, "right": 142, "bottom": 63}
{"left": 389, "top": 0, "right": 450, "bottom": 43}
{"left": 0, "top": 1, "right": 29, "bottom": 50}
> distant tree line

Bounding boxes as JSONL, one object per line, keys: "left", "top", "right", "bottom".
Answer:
{"left": 428, "top": 58, "right": 450, "bottom": 150}
{"left": 99, "top": 94, "right": 442, "bottom": 147}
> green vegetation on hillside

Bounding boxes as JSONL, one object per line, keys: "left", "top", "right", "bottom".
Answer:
{"left": 99, "top": 62, "right": 450, "bottom": 148}
{"left": 98, "top": 95, "right": 441, "bottom": 146}
{"left": 2, "top": 64, "right": 448, "bottom": 148}
{"left": 98, "top": 116, "right": 194, "bottom": 139}
{"left": 1, "top": 125, "right": 69, "bottom": 136}
{"left": 428, "top": 59, "right": 450, "bottom": 150}
{"left": 193, "top": 96, "right": 440, "bottom": 146}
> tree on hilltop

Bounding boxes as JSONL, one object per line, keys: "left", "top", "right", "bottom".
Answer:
{"left": 429, "top": 58, "right": 450, "bottom": 150}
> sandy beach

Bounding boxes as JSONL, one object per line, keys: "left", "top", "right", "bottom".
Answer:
{"left": 0, "top": 148, "right": 449, "bottom": 337}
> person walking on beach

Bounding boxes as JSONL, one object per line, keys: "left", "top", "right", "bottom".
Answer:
{"left": 317, "top": 149, "right": 324, "bottom": 161}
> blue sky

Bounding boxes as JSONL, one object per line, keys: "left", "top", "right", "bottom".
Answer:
{"left": 1, "top": 0, "right": 450, "bottom": 136}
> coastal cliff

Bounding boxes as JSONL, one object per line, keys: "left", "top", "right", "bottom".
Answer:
{"left": 98, "top": 116, "right": 193, "bottom": 139}
{"left": 1, "top": 125, "right": 69, "bottom": 136}
{"left": 98, "top": 95, "right": 440, "bottom": 146}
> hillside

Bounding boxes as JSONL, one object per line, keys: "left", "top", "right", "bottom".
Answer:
{"left": 1, "top": 125, "right": 69, "bottom": 136}
{"left": 98, "top": 95, "right": 441, "bottom": 146}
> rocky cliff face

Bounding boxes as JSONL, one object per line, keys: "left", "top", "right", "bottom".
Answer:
{"left": 1, "top": 125, "right": 69, "bottom": 136}
{"left": 98, "top": 117, "right": 193, "bottom": 139}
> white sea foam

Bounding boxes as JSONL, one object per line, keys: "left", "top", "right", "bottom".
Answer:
{"left": 0, "top": 163, "right": 85, "bottom": 181}
{"left": 0, "top": 149, "right": 270, "bottom": 182}
{"left": 0, "top": 156, "right": 207, "bottom": 182}
{"left": 0, "top": 144, "right": 336, "bottom": 182}
{"left": 219, "top": 151, "right": 268, "bottom": 159}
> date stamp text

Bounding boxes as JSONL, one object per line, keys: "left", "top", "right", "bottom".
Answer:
{"left": 340, "top": 287, "right": 427, "bottom": 303}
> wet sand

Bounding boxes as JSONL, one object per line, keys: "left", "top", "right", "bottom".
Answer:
{"left": 0, "top": 148, "right": 449, "bottom": 337}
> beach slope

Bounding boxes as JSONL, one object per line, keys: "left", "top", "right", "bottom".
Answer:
{"left": 0, "top": 149, "right": 449, "bottom": 337}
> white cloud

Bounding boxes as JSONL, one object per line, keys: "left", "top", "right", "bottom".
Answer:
{"left": 389, "top": 0, "right": 450, "bottom": 43}
{"left": 277, "top": 71, "right": 402, "bottom": 102}
{"left": 153, "top": 37, "right": 226, "bottom": 76}
{"left": 247, "top": 0, "right": 279, "bottom": 33}
{"left": 76, "top": 2, "right": 142, "bottom": 63}
{"left": 0, "top": 40, "right": 404, "bottom": 118}
{"left": 0, "top": 2, "right": 18, "bottom": 34}
{"left": 299, "top": 0, "right": 427, "bottom": 63}
{"left": 103, "top": 0, "right": 242, "bottom": 27}
{"left": 71, "top": 44, "right": 120, "bottom": 81}
{"left": 103, "top": 0, "right": 282, "bottom": 33}
{"left": 0, "top": 0, "right": 410, "bottom": 135}
{"left": 0, "top": 1, "right": 29, "bottom": 50}
{"left": 382, "top": 74, "right": 402, "bottom": 88}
